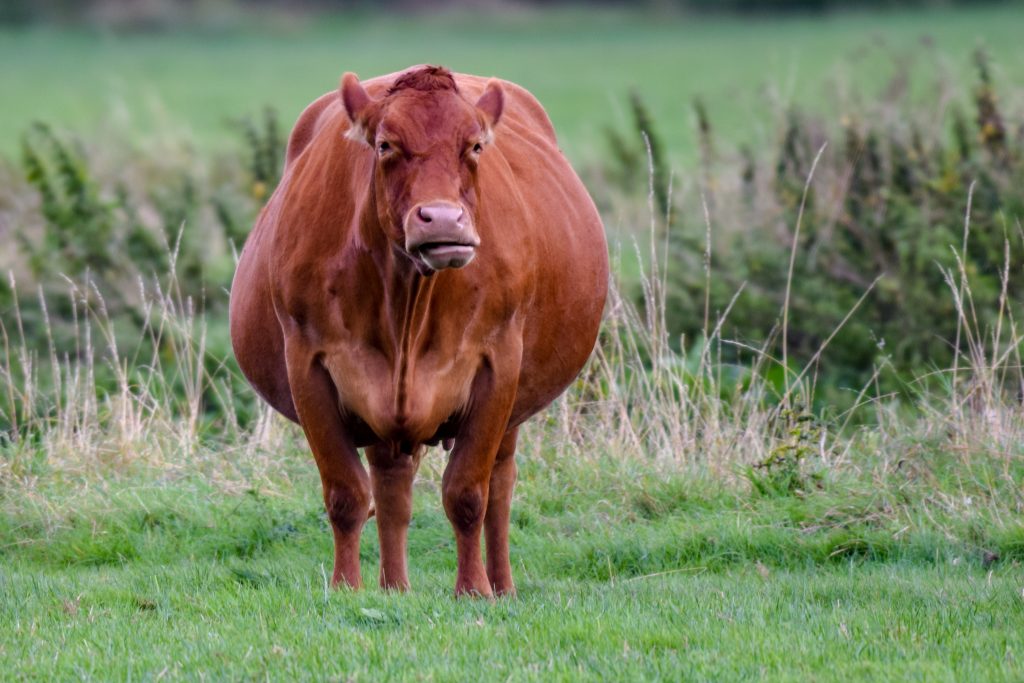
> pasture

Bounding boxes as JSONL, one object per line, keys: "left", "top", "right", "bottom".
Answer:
{"left": 2, "top": 5, "right": 1024, "bottom": 161}
{"left": 2, "top": 4, "right": 1024, "bottom": 680}
{"left": 4, "top": 456, "right": 1023, "bottom": 679}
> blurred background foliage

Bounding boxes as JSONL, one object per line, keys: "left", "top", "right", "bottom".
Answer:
{"left": 595, "top": 48, "right": 1024, "bottom": 403}
{"left": 1, "top": 0, "right": 1015, "bottom": 29}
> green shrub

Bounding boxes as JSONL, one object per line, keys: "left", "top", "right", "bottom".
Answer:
{"left": 603, "top": 50, "right": 1024, "bottom": 403}
{"left": 5, "top": 108, "right": 286, "bottom": 435}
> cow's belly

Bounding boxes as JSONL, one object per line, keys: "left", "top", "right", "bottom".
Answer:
{"left": 321, "top": 343, "right": 478, "bottom": 445}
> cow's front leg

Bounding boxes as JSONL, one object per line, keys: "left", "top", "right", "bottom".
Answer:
{"left": 367, "top": 444, "right": 421, "bottom": 591}
{"left": 443, "top": 354, "right": 520, "bottom": 598}
{"left": 286, "top": 342, "right": 370, "bottom": 589}
{"left": 485, "top": 427, "right": 519, "bottom": 596}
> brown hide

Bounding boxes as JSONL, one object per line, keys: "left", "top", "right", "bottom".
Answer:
{"left": 229, "top": 66, "right": 608, "bottom": 596}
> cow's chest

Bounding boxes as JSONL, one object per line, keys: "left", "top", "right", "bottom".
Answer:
{"left": 320, "top": 333, "right": 481, "bottom": 445}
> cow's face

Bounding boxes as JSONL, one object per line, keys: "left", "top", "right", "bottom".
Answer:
{"left": 340, "top": 68, "right": 504, "bottom": 273}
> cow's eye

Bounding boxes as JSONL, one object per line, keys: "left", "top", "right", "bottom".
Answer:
{"left": 472, "top": 142, "right": 484, "bottom": 154}
{"left": 378, "top": 141, "right": 392, "bottom": 155}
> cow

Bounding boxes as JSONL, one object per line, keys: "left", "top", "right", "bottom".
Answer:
{"left": 229, "top": 65, "right": 608, "bottom": 597}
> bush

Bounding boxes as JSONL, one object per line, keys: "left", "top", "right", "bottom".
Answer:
{"left": 2, "top": 109, "right": 285, "bottom": 434}
{"left": 600, "top": 49, "right": 1024, "bottom": 403}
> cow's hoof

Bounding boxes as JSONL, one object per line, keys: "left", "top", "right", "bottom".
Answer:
{"left": 492, "top": 584, "right": 516, "bottom": 598}
{"left": 454, "top": 583, "right": 494, "bottom": 599}
{"left": 380, "top": 578, "right": 410, "bottom": 592}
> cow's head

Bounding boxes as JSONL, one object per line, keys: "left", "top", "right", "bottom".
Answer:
{"left": 339, "top": 66, "right": 504, "bottom": 273}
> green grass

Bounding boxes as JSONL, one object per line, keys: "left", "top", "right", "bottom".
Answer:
{"left": 2, "top": 5, "right": 1024, "bottom": 162}
{"left": 5, "top": 562, "right": 1022, "bottom": 681}
{"left": 3, "top": 448, "right": 1024, "bottom": 680}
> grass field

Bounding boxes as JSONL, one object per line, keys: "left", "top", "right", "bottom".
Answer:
{"left": 2, "top": 5, "right": 1024, "bottom": 162}
{"left": 4, "top": 450, "right": 1024, "bottom": 680}
{"left": 4, "top": 4, "right": 1024, "bottom": 681}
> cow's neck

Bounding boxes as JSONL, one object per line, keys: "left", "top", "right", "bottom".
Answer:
{"left": 379, "top": 248, "right": 437, "bottom": 350}
{"left": 359, "top": 204, "right": 441, "bottom": 420}
{"left": 392, "top": 265, "right": 436, "bottom": 417}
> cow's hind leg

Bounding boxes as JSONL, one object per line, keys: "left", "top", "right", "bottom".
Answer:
{"left": 485, "top": 428, "right": 519, "bottom": 596}
{"left": 368, "top": 444, "right": 421, "bottom": 591}
{"left": 286, "top": 342, "right": 370, "bottom": 589}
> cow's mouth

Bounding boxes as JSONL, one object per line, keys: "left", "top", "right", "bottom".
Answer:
{"left": 414, "top": 241, "right": 477, "bottom": 270}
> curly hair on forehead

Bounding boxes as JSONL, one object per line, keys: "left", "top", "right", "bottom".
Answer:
{"left": 387, "top": 66, "right": 459, "bottom": 95}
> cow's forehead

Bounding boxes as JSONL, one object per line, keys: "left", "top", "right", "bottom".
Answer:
{"left": 378, "top": 91, "right": 482, "bottom": 147}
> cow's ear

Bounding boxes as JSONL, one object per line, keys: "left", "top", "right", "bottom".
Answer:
{"left": 340, "top": 72, "right": 373, "bottom": 142}
{"left": 475, "top": 80, "right": 504, "bottom": 130}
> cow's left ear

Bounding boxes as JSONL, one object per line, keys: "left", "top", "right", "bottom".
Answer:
{"left": 475, "top": 80, "right": 504, "bottom": 130}
{"left": 340, "top": 72, "right": 375, "bottom": 143}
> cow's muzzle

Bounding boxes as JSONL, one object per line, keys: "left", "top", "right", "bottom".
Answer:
{"left": 405, "top": 202, "right": 480, "bottom": 271}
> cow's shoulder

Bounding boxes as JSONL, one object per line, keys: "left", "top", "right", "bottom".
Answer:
{"left": 453, "top": 73, "right": 558, "bottom": 146}
{"left": 284, "top": 90, "right": 343, "bottom": 166}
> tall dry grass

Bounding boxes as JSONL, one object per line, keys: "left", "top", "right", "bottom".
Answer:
{"left": 0, "top": 263, "right": 296, "bottom": 497}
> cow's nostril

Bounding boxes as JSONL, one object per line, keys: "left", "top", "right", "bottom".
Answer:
{"left": 418, "top": 207, "right": 432, "bottom": 223}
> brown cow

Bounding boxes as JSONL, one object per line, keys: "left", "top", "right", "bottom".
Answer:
{"left": 229, "top": 65, "right": 608, "bottom": 597}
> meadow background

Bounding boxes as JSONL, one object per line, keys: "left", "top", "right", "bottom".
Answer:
{"left": 2, "top": 0, "right": 1024, "bottom": 679}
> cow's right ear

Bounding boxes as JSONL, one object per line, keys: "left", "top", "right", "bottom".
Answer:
{"left": 340, "top": 72, "right": 374, "bottom": 143}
